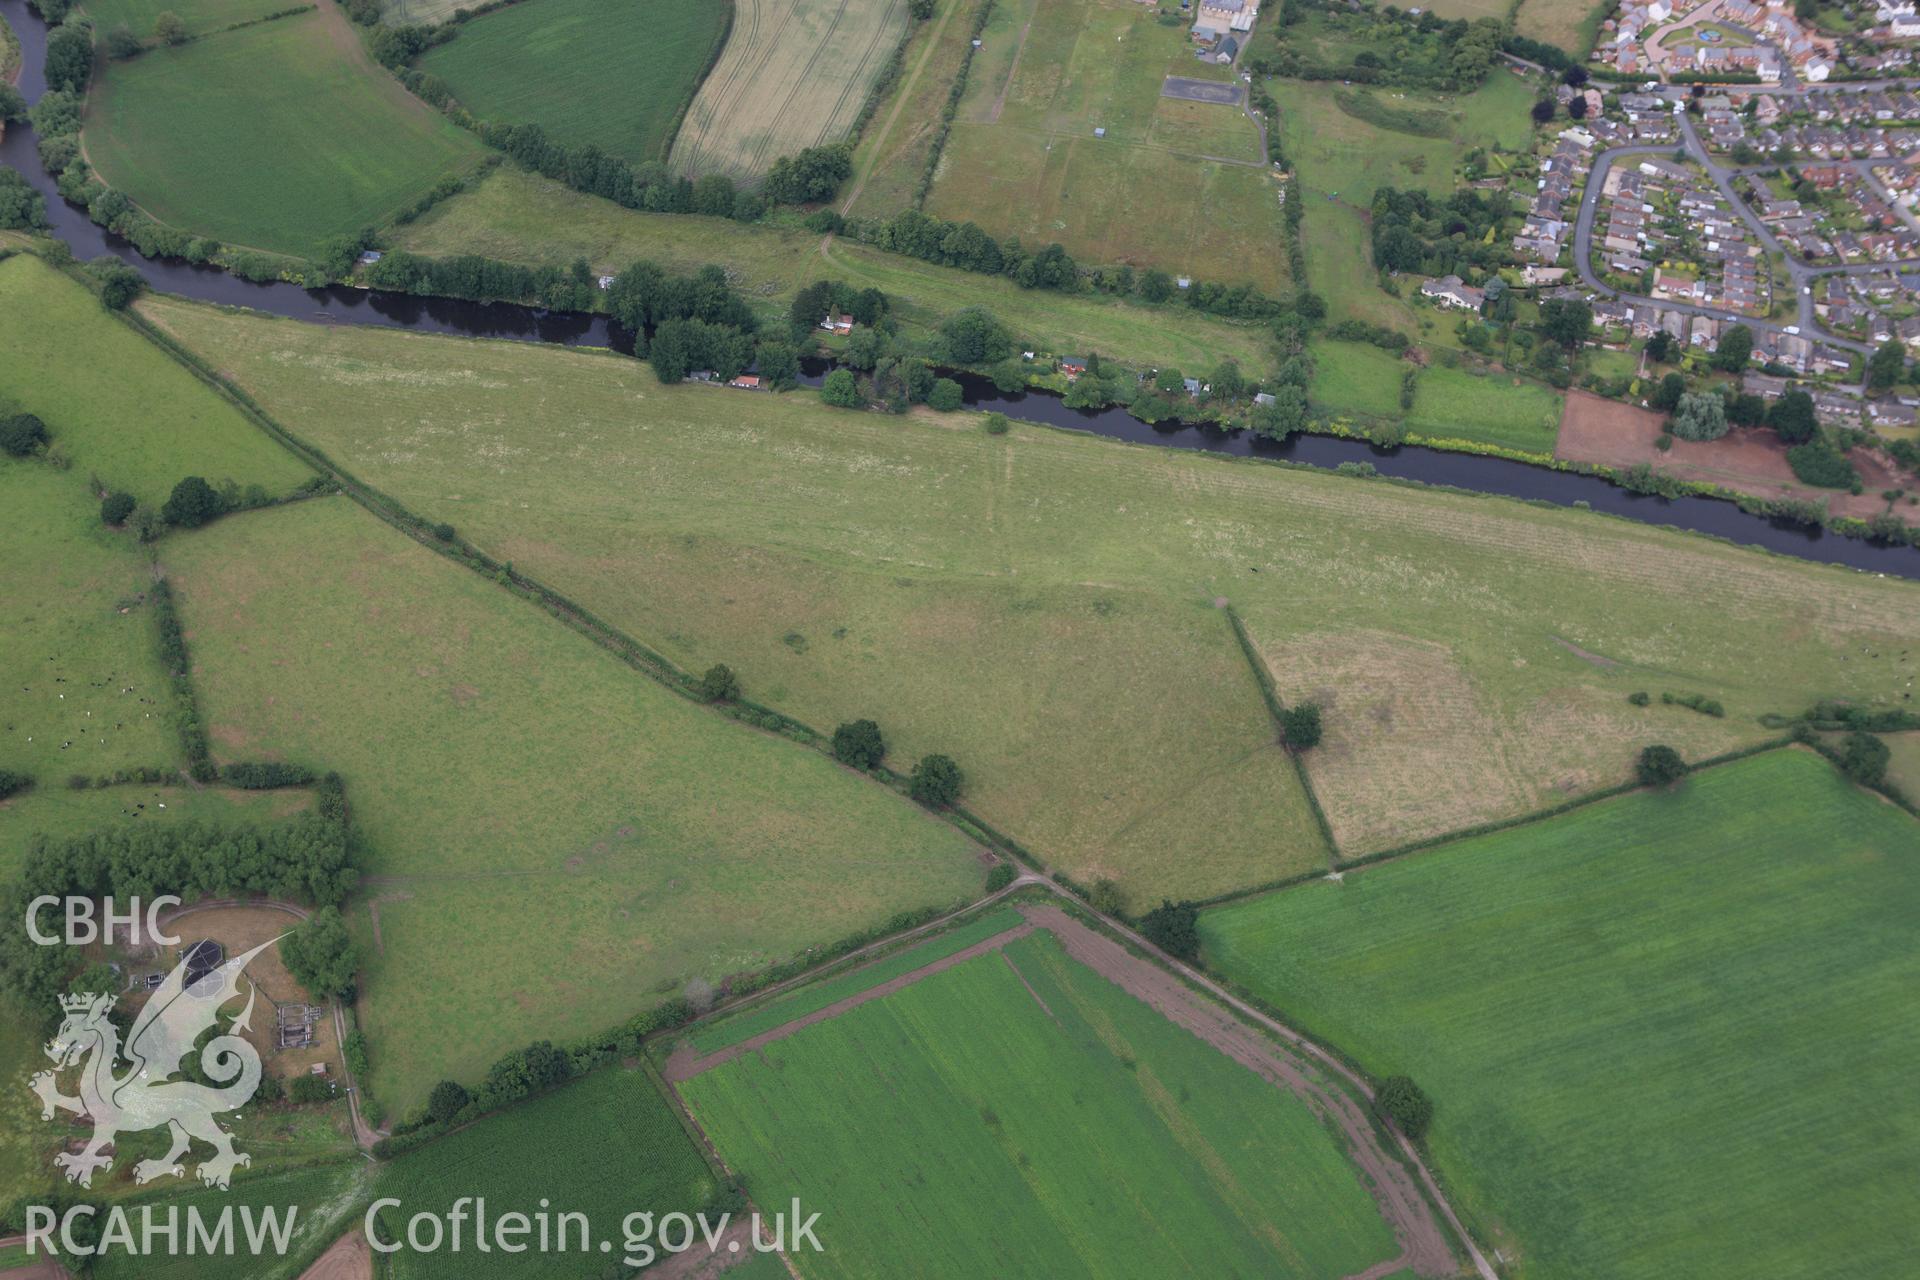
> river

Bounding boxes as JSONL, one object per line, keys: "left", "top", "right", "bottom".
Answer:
{"left": 5, "top": 0, "right": 1918, "bottom": 579}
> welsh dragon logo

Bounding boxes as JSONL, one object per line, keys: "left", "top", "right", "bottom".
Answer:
{"left": 30, "top": 939, "right": 277, "bottom": 1190}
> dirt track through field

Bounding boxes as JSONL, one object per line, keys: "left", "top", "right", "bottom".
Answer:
{"left": 661, "top": 922, "right": 1036, "bottom": 1081}
{"left": 1017, "top": 904, "right": 1458, "bottom": 1279}
{"left": 663, "top": 898, "right": 1456, "bottom": 1277}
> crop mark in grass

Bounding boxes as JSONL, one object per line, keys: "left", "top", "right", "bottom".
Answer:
{"left": 1552, "top": 635, "right": 1622, "bottom": 669}
{"left": 662, "top": 922, "right": 1036, "bottom": 1081}
{"left": 1020, "top": 903, "right": 1456, "bottom": 1278}
{"left": 999, "top": 950, "right": 1059, "bottom": 1026}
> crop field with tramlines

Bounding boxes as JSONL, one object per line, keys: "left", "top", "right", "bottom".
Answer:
{"left": 669, "top": 0, "right": 912, "bottom": 182}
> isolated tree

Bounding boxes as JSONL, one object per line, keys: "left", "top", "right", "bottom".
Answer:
{"left": 1567, "top": 96, "right": 1588, "bottom": 120}
{"left": 1562, "top": 65, "right": 1589, "bottom": 86}
{"left": 1252, "top": 386, "right": 1307, "bottom": 442}
{"left": 831, "top": 719, "right": 886, "bottom": 770}
{"left": 1062, "top": 375, "right": 1108, "bottom": 411}
{"left": 0, "top": 82, "right": 25, "bottom": 124}
{"left": 983, "top": 411, "right": 1010, "bottom": 435}
{"left": 699, "top": 663, "right": 739, "bottom": 703}
{"left": 43, "top": 24, "right": 93, "bottom": 95}
{"left": 88, "top": 258, "right": 147, "bottom": 310}
{"left": 1839, "top": 731, "right": 1890, "bottom": 786}
{"left": 1376, "top": 1075, "right": 1434, "bottom": 1140}
{"left": 940, "top": 307, "right": 1010, "bottom": 365}
{"left": 1531, "top": 97, "right": 1557, "bottom": 124}
{"left": 1539, "top": 298, "right": 1593, "bottom": 352}
{"left": 1088, "top": 877, "right": 1128, "bottom": 917}
{"left": 154, "top": 10, "right": 188, "bottom": 43}
{"left": 99, "top": 491, "right": 136, "bottom": 525}
{"left": 1867, "top": 338, "right": 1907, "bottom": 392}
{"left": 1281, "top": 703, "right": 1323, "bottom": 750}
{"left": 1636, "top": 744, "right": 1687, "bottom": 788}
{"left": 1650, "top": 371, "right": 1686, "bottom": 411}
{"left": 1767, "top": 389, "right": 1817, "bottom": 443}
{"left": 1670, "top": 390, "right": 1728, "bottom": 442}
{"left": 1645, "top": 330, "right": 1674, "bottom": 363}
{"left": 1140, "top": 900, "right": 1201, "bottom": 960}
{"left": 819, "top": 368, "right": 862, "bottom": 408}
{"left": 1711, "top": 324, "right": 1754, "bottom": 372}
{"left": 281, "top": 907, "right": 359, "bottom": 999}
{"left": 161, "top": 475, "right": 222, "bottom": 527}
{"left": 928, "top": 378, "right": 964, "bottom": 412}
{"left": 426, "top": 1080, "right": 470, "bottom": 1125}
{"left": 0, "top": 412, "right": 49, "bottom": 457}
{"left": 1210, "top": 359, "right": 1246, "bottom": 401}
{"left": 908, "top": 754, "right": 963, "bottom": 807}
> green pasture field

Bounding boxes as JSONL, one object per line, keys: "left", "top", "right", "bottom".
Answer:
{"left": 669, "top": 0, "right": 912, "bottom": 181}
{"left": 158, "top": 496, "right": 980, "bottom": 1114}
{"left": 685, "top": 906, "right": 1024, "bottom": 1053}
{"left": 953, "top": 0, "right": 1033, "bottom": 125}
{"left": 1309, "top": 339, "right": 1409, "bottom": 419}
{"left": 376, "top": 1067, "right": 721, "bottom": 1279}
{"left": 925, "top": 0, "right": 1287, "bottom": 289}
{"left": 386, "top": 167, "right": 1282, "bottom": 369}
{"left": 678, "top": 927, "right": 1401, "bottom": 1279}
{"left": 1886, "top": 731, "right": 1920, "bottom": 797}
{"left": 80, "top": 0, "right": 292, "bottom": 41}
{"left": 418, "top": 0, "right": 725, "bottom": 163}
{"left": 0, "top": 254, "right": 312, "bottom": 503}
{"left": 139, "top": 297, "right": 1920, "bottom": 875}
{"left": 1515, "top": 0, "right": 1616, "bottom": 56}
{"left": 1202, "top": 749, "right": 1920, "bottom": 1280}
{"left": 0, "top": 784, "right": 312, "bottom": 881}
{"left": 139, "top": 298, "right": 1332, "bottom": 899}
{"left": 84, "top": 8, "right": 484, "bottom": 257}
{"left": 1408, "top": 363, "right": 1563, "bottom": 452}
{"left": 89, "top": 1162, "right": 375, "bottom": 1280}
{"left": 0, "top": 464, "right": 180, "bottom": 794}
{"left": 844, "top": 0, "right": 994, "bottom": 219}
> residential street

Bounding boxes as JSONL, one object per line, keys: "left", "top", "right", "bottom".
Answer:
{"left": 1566, "top": 98, "right": 1920, "bottom": 364}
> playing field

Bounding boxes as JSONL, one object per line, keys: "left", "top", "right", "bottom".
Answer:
{"left": 376, "top": 1067, "right": 723, "bottom": 1278}
{"left": 390, "top": 168, "right": 1280, "bottom": 370}
{"left": 669, "top": 0, "right": 912, "bottom": 182}
{"left": 158, "top": 497, "right": 982, "bottom": 1113}
{"left": 138, "top": 298, "right": 1920, "bottom": 882}
{"left": 418, "top": 0, "right": 726, "bottom": 163}
{"left": 675, "top": 921, "right": 1404, "bottom": 1278}
{"left": 1201, "top": 749, "right": 1920, "bottom": 1280}
{"left": 925, "top": 0, "right": 1289, "bottom": 289}
{"left": 83, "top": 7, "right": 484, "bottom": 257}
{"left": 0, "top": 255, "right": 312, "bottom": 503}
{"left": 842, "top": 0, "right": 992, "bottom": 218}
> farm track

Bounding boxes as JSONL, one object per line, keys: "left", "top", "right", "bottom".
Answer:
{"left": 1019, "top": 903, "right": 1466, "bottom": 1280}
{"left": 838, "top": 0, "right": 962, "bottom": 214}
{"left": 662, "top": 882, "right": 1491, "bottom": 1279}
